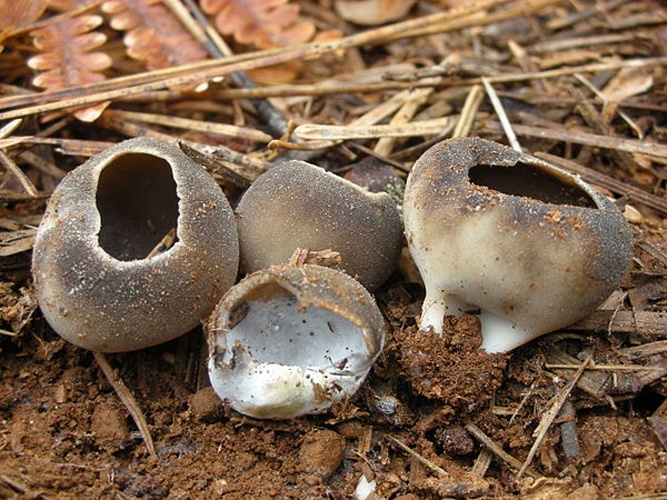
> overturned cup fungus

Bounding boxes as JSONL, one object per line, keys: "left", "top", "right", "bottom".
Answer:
{"left": 403, "top": 137, "right": 634, "bottom": 353}
{"left": 206, "top": 264, "right": 386, "bottom": 419}
{"left": 32, "top": 137, "right": 239, "bottom": 352}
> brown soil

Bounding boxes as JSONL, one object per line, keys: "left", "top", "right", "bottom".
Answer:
{"left": 2, "top": 262, "right": 667, "bottom": 498}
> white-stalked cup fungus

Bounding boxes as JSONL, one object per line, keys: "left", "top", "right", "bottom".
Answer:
{"left": 206, "top": 263, "right": 386, "bottom": 419}
{"left": 403, "top": 137, "right": 634, "bottom": 353}
{"left": 32, "top": 137, "right": 239, "bottom": 352}
{"left": 235, "top": 160, "right": 403, "bottom": 291}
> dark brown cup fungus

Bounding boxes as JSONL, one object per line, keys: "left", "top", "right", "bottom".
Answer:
{"left": 404, "top": 137, "right": 633, "bottom": 353}
{"left": 206, "top": 264, "right": 386, "bottom": 419}
{"left": 235, "top": 160, "right": 403, "bottom": 291}
{"left": 32, "top": 137, "right": 239, "bottom": 352}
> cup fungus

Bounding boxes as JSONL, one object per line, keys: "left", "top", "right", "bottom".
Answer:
{"left": 404, "top": 137, "right": 634, "bottom": 353}
{"left": 32, "top": 137, "right": 239, "bottom": 352}
{"left": 235, "top": 160, "right": 403, "bottom": 291}
{"left": 206, "top": 263, "right": 386, "bottom": 419}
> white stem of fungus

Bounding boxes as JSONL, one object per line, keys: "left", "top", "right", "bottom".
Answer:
{"left": 421, "top": 290, "right": 537, "bottom": 354}
{"left": 420, "top": 291, "right": 470, "bottom": 334}
{"left": 477, "top": 309, "right": 534, "bottom": 354}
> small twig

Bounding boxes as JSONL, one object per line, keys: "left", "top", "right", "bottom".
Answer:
{"left": 145, "top": 228, "right": 177, "bottom": 259}
{"left": 471, "top": 448, "right": 493, "bottom": 478}
{"left": 0, "top": 149, "right": 39, "bottom": 198}
{"left": 373, "top": 85, "right": 436, "bottom": 157}
{"left": 179, "top": 142, "right": 257, "bottom": 188}
{"left": 544, "top": 363, "right": 665, "bottom": 372}
{"left": 92, "top": 351, "right": 157, "bottom": 459}
{"left": 464, "top": 423, "right": 540, "bottom": 479}
{"left": 387, "top": 436, "right": 450, "bottom": 478}
{"left": 0, "top": 118, "right": 39, "bottom": 197}
{"left": 481, "top": 77, "right": 522, "bottom": 153}
{"left": 637, "top": 242, "right": 667, "bottom": 269}
{"left": 517, "top": 357, "right": 592, "bottom": 478}
{"left": 558, "top": 400, "right": 581, "bottom": 459}
{"left": 452, "top": 85, "right": 483, "bottom": 138}
{"left": 509, "top": 382, "right": 537, "bottom": 424}
{"left": 573, "top": 73, "right": 644, "bottom": 139}
{"left": 0, "top": 470, "right": 34, "bottom": 496}
{"left": 532, "top": 33, "right": 652, "bottom": 53}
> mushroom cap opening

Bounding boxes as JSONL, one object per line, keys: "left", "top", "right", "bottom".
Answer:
{"left": 223, "top": 282, "right": 370, "bottom": 370}
{"left": 468, "top": 162, "right": 596, "bottom": 208}
{"left": 32, "top": 137, "right": 240, "bottom": 352}
{"left": 96, "top": 153, "right": 180, "bottom": 261}
{"left": 403, "top": 137, "right": 634, "bottom": 351}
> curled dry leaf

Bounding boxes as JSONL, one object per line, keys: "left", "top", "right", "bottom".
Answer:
{"left": 200, "top": 0, "right": 315, "bottom": 49}
{"left": 0, "top": 0, "right": 48, "bottom": 29}
{"left": 103, "top": 0, "right": 208, "bottom": 71}
{"left": 27, "top": 13, "right": 112, "bottom": 122}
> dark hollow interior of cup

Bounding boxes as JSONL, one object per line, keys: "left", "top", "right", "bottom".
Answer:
{"left": 469, "top": 162, "right": 596, "bottom": 207}
{"left": 96, "top": 153, "right": 180, "bottom": 260}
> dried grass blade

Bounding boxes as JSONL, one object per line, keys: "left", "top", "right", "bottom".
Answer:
{"left": 294, "top": 117, "right": 455, "bottom": 141}
{"left": 105, "top": 109, "right": 272, "bottom": 142}
{"left": 486, "top": 122, "right": 667, "bottom": 158}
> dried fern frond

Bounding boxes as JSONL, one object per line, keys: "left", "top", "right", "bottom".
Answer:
{"left": 103, "top": 0, "right": 208, "bottom": 71}
{"left": 0, "top": 0, "right": 48, "bottom": 29}
{"left": 200, "top": 0, "right": 315, "bottom": 49}
{"left": 27, "top": 13, "right": 112, "bottom": 122}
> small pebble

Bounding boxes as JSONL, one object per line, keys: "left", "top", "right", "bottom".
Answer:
{"left": 190, "top": 386, "right": 225, "bottom": 422}
{"left": 299, "top": 429, "right": 346, "bottom": 477}
{"left": 434, "top": 424, "right": 474, "bottom": 456}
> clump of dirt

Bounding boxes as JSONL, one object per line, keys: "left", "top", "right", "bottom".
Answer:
{"left": 390, "top": 314, "right": 507, "bottom": 417}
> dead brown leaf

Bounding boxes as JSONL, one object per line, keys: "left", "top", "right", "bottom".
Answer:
{"left": 0, "top": 0, "right": 48, "bottom": 29}
{"left": 103, "top": 0, "right": 208, "bottom": 71}
{"left": 27, "top": 12, "right": 112, "bottom": 121}
{"left": 200, "top": 0, "right": 315, "bottom": 49}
